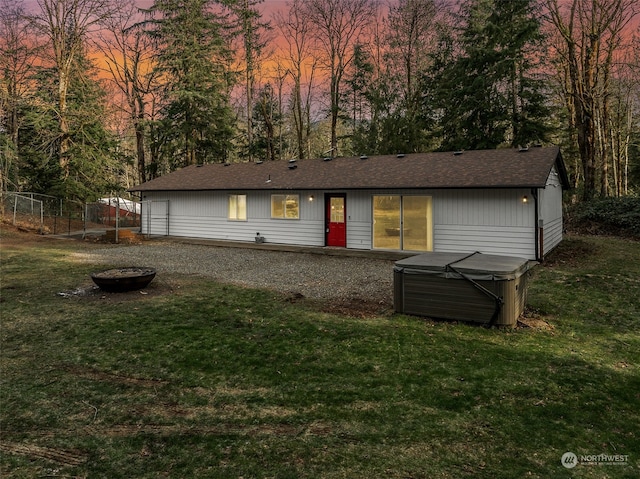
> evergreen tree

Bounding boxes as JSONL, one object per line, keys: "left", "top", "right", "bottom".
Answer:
{"left": 0, "top": 0, "right": 38, "bottom": 193}
{"left": 348, "top": 0, "right": 442, "bottom": 156}
{"left": 30, "top": 0, "right": 114, "bottom": 180}
{"left": 19, "top": 54, "right": 119, "bottom": 201}
{"left": 148, "top": 0, "right": 235, "bottom": 168}
{"left": 344, "top": 41, "right": 427, "bottom": 156}
{"left": 251, "top": 83, "right": 281, "bottom": 161}
{"left": 343, "top": 43, "right": 374, "bottom": 155}
{"left": 421, "top": 21, "right": 457, "bottom": 148}
{"left": 434, "top": 0, "right": 549, "bottom": 150}
{"left": 229, "top": 0, "right": 270, "bottom": 162}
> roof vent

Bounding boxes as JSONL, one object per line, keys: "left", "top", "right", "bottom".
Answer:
{"left": 288, "top": 163, "right": 297, "bottom": 170}
{"left": 196, "top": 164, "right": 203, "bottom": 167}
{"left": 453, "top": 150, "right": 463, "bottom": 156}
{"left": 518, "top": 146, "right": 529, "bottom": 152}
{"left": 323, "top": 157, "right": 333, "bottom": 161}
{"left": 266, "top": 174, "right": 271, "bottom": 183}
{"left": 397, "top": 153, "right": 405, "bottom": 158}
{"left": 360, "top": 155, "right": 368, "bottom": 160}
{"left": 224, "top": 162, "right": 231, "bottom": 166}
{"left": 256, "top": 160, "right": 264, "bottom": 164}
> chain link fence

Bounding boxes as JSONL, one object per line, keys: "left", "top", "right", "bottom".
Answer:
{"left": 1, "top": 192, "right": 140, "bottom": 237}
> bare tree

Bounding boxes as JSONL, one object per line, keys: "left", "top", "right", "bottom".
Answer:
{"left": 302, "top": 0, "right": 379, "bottom": 156}
{"left": 266, "top": 60, "right": 289, "bottom": 160}
{"left": 29, "top": 0, "right": 114, "bottom": 178}
{"left": 386, "top": 0, "right": 441, "bottom": 109}
{"left": 97, "top": 0, "right": 159, "bottom": 184}
{"left": 229, "top": 0, "right": 271, "bottom": 162}
{"left": 0, "top": 0, "right": 39, "bottom": 192}
{"left": 609, "top": 36, "right": 640, "bottom": 196}
{"left": 545, "top": 0, "right": 638, "bottom": 199}
{"left": 274, "top": 0, "right": 318, "bottom": 159}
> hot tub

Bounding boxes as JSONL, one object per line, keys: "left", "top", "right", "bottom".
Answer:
{"left": 394, "top": 252, "right": 535, "bottom": 327}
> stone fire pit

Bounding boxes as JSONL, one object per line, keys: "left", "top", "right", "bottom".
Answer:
{"left": 90, "top": 267, "right": 156, "bottom": 292}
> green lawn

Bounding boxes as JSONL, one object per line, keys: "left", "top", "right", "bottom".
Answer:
{"left": 1, "top": 230, "right": 638, "bottom": 478}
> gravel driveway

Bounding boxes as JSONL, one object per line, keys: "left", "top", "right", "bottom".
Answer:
{"left": 76, "top": 240, "right": 398, "bottom": 306}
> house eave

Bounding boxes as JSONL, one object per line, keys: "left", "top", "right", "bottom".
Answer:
{"left": 130, "top": 184, "right": 547, "bottom": 193}
{"left": 128, "top": 147, "right": 566, "bottom": 193}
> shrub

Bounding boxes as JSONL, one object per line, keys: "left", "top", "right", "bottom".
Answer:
{"left": 567, "top": 196, "right": 640, "bottom": 238}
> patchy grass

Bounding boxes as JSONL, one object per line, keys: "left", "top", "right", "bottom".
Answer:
{"left": 1, "top": 229, "right": 639, "bottom": 478}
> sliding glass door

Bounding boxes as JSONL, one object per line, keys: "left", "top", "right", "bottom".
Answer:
{"left": 402, "top": 196, "right": 433, "bottom": 251}
{"left": 373, "top": 196, "right": 401, "bottom": 249}
{"left": 373, "top": 195, "right": 432, "bottom": 251}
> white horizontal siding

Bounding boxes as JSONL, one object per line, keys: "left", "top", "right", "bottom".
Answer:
{"left": 435, "top": 189, "right": 532, "bottom": 227}
{"left": 543, "top": 217, "right": 563, "bottom": 255}
{"left": 539, "top": 166, "right": 564, "bottom": 257}
{"left": 166, "top": 216, "right": 324, "bottom": 246}
{"left": 141, "top": 187, "right": 542, "bottom": 258}
{"left": 344, "top": 190, "right": 372, "bottom": 249}
{"left": 142, "top": 190, "right": 325, "bottom": 246}
{"left": 435, "top": 224, "right": 535, "bottom": 258}
{"left": 433, "top": 189, "right": 535, "bottom": 258}
{"left": 347, "top": 188, "right": 535, "bottom": 258}
{"left": 546, "top": 165, "right": 562, "bottom": 187}
{"left": 346, "top": 222, "right": 372, "bottom": 249}
{"left": 140, "top": 199, "right": 169, "bottom": 235}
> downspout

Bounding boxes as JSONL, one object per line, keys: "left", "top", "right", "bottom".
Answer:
{"left": 532, "top": 188, "right": 540, "bottom": 261}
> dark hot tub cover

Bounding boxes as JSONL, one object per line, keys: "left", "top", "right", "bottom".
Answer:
{"left": 394, "top": 252, "right": 535, "bottom": 281}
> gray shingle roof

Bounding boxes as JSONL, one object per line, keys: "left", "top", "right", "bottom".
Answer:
{"left": 129, "top": 146, "right": 569, "bottom": 192}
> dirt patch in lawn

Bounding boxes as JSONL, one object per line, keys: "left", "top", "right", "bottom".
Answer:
{"left": 517, "top": 307, "right": 555, "bottom": 330}
{"left": 62, "top": 364, "right": 170, "bottom": 388}
{"left": 0, "top": 441, "right": 88, "bottom": 467}
{"left": 542, "top": 237, "right": 600, "bottom": 268}
{"left": 316, "top": 297, "right": 394, "bottom": 318}
{"left": 56, "top": 276, "right": 180, "bottom": 304}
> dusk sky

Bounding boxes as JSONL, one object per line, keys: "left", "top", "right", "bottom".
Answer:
{"left": 24, "top": 0, "right": 301, "bottom": 16}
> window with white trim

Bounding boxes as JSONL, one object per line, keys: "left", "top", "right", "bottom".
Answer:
{"left": 228, "top": 194, "right": 247, "bottom": 221}
{"left": 271, "top": 194, "right": 299, "bottom": 219}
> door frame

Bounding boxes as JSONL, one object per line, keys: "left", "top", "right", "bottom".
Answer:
{"left": 372, "top": 194, "right": 433, "bottom": 251}
{"left": 324, "top": 193, "right": 347, "bottom": 247}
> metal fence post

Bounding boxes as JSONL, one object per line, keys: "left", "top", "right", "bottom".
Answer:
{"left": 115, "top": 197, "right": 120, "bottom": 243}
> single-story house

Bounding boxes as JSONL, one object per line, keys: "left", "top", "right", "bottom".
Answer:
{"left": 129, "top": 146, "right": 569, "bottom": 260}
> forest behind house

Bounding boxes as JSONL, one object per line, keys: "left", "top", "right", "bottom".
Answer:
{"left": 1, "top": 0, "right": 639, "bottom": 208}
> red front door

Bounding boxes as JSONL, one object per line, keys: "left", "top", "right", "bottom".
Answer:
{"left": 326, "top": 195, "right": 346, "bottom": 247}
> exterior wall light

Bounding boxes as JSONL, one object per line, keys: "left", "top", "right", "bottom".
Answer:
{"left": 309, "top": 195, "right": 314, "bottom": 202}
{"left": 522, "top": 195, "right": 528, "bottom": 204}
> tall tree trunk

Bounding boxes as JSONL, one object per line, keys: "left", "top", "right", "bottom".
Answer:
{"left": 304, "top": 0, "right": 378, "bottom": 158}
{"left": 58, "top": 69, "right": 71, "bottom": 177}
{"left": 546, "top": 0, "right": 637, "bottom": 200}
{"left": 35, "top": 0, "right": 113, "bottom": 182}
{"left": 259, "top": 95, "right": 275, "bottom": 162}
{"left": 330, "top": 73, "right": 339, "bottom": 156}
{"left": 293, "top": 79, "right": 305, "bottom": 159}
